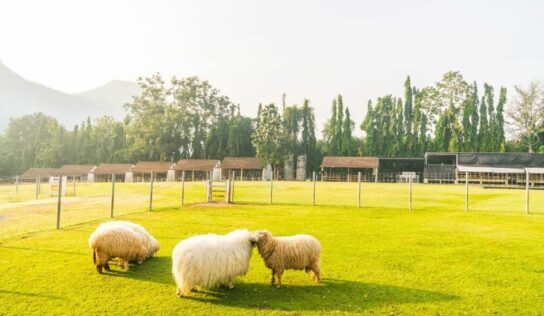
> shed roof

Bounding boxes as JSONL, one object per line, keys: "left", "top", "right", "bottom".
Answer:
{"left": 93, "top": 163, "right": 133, "bottom": 175}
{"left": 21, "top": 168, "right": 59, "bottom": 178}
{"left": 175, "top": 159, "right": 219, "bottom": 171}
{"left": 221, "top": 157, "right": 263, "bottom": 169}
{"left": 321, "top": 156, "right": 379, "bottom": 169}
{"left": 457, "top": 165, "right": 525, "bottom": 174}
{"left": 57, "top": 165, "right": 96, "bottom": 175}
{"left": 132, "top": 161, "right": 175, "bottom": 173}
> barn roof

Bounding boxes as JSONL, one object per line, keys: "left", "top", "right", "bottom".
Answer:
{"left": 20, "top": 168, "right": 59, "bottom": 178}
{"left": 132, "top": 161, "right": 175, "bottom": 173}
{"left": 221, "top": 157, "right": 263, "bottom": 169}
{"left": 93, "top": 163, "right": 133, "bottom": 175}
{"left": 57, "top": 165, "right": 96, "bottom": 175}
{"left": 321, "top": 156, "right": 379, "bottom": 169}
{"left": 175, "top": 159, "right": 219, "bottom": 171}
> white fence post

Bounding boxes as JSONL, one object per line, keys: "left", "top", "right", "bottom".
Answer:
{"left": 181, "top": 171, "right": 185, "bottom": 207}
{"left": 110, "top": 173, "right": 115, "bottom": 218}
{"left": 525, "top": 171, "right": 530, "bottom": 215}
{"left": 270, "top": 171, "right": 273, "bottom": 205}
{"left": 35, "top": 176, "right": 39, "bottom": 199}
{"left": 465, "top": 172, "right": 469, "bottom": 212}
{"left": 15, "top": 176, "right": 19, "bottom": 194}
{"left": 56, "top": 175, "right": 62, "bottom": 229}
{"left": 149, "top": 172, "right": 154, "bottom": 211}
{"left": 408, "top": 174, "right": 413, "bottom": 211}
{"left": 231, "top": 171, "right": 235, "bottom": 202}
{"left": 312, "top": 171, "right": 316, "bottom": 206}
{"left": 358, "top": 171, "right": 362, "bottom": 208}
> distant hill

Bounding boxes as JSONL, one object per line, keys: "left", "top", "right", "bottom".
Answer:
{"left": 76, "top": 80, "right": 140, "bottom": 119}
{"left": 0, "top": 62, "right": 139, "bottom": 132}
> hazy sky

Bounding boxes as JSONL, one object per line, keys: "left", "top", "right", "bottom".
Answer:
{"left": 1, "top": 0, "right": 544, "bottom": 134}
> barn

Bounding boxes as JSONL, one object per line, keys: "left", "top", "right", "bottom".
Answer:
{"left": 92, "top": 164, "right": 134, "bottom": 182}
{"left": 221, "top": 157, "right": 265, "bottom": 180}
{"left": 320, "top": 156, "right": 379, "bottom": 182}
{"left": 174, "top": 159, "right": 220, "bottom": 181}
{"left": 57, "top": 165, "right": 97, "bottom": 182}
{"left": 377, "top": 158, "right": 425, "bottom": 182}
{"left": 20, "top": 168, "right": 59, "bottom": 181}
{"left": 132, "top": 161, "right": 176, "bottom": 182}
{"left": 424, "top": 152, "right": 544, "bottom": 185}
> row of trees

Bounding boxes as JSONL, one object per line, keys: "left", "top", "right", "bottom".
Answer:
{"left": 1, "top": 71, "right": 543, "bottom": 177}
{"left": 361, "top": 72, "right": 508, "bottom": 157}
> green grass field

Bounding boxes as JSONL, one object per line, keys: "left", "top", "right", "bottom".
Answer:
{"left": 1, "top": 181, "right": 544, "bottom": 314}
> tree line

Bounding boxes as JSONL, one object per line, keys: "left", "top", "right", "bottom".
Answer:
{"left": 1, "top": 71, "right": 543, "bottom": 176}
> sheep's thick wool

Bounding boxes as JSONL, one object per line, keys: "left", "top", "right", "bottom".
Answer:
{"left": 171, "top": 229, "right": 255, "bottom": 296}
{"left": 254, "top": 230, "right": 321, "bottom": 287}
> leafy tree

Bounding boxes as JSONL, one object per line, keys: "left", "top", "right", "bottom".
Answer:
{"left": 335, "top": 95, "right": 344, "bottom": 154}
{"left": 507, "top": 82, "right": 544, "bottom": 153}
{"left": 495, "top": 87, "right": 507, "bottom": 151}
{"left": 478, "top": 95, "right": 489, "bottom": 151}
{"left": 252, "top": 103, "right": 284, "bottom": 170}
{"left": 323, "top": 100, "right": 338, "bottom": 155}
{"left": 341, "top": 107, "right": 354, "bottom": 155}
{"left": 300, "top": 99, "right": 319, "bottom": 173}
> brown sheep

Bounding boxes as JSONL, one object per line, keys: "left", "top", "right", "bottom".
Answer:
{"left": 253, "top": 230, "right": 321, "bottom": 288}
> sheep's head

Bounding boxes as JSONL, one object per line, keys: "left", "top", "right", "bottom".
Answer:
{"left": 250, "top": 230, "right": 272, "bottom": 246}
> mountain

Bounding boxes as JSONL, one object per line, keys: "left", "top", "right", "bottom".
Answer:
{"left": 0, "top": 62, "right": 139, "bottom": 132}
{"left": 76, "top": 80, "right": 140, "bottom": 119}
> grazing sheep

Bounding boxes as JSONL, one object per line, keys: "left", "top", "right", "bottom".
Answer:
{"left": 171, "top": 229, "right": 257, "bottom": 296}
{"left": 101, "top": 221, "right": 160, "bottom": 259}
{"left": 252, "top": 230, "right": 321, "bottom": 288}
{"left": 89, "top": 224, "right": 147, "bottom": 273}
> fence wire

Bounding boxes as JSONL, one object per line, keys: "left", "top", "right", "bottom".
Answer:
{"left": 1, "top": 172, "right": 544, "bottom": 239}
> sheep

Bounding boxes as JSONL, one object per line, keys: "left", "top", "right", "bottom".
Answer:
{"left": 252, "top": 230, "right": 321, "bottom": 288}
{"left": 171, "top": 229, "right": 257, "bottom": 296}
{"left": 102, "top": 221, "right": 160, "bottom": 259}
{"left": 89, "top": 224, "right": 148, "bottom": 273}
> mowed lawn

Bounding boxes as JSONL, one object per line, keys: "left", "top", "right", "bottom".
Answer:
{"left": 1, "top": 182, "right": 544, "bottom": 314}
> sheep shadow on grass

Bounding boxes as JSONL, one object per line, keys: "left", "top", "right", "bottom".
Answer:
{"left": 183, "top": 279, "right": 458, "bottom": 312}
{"left": 105, "top": 256, "right": 173, "bottom": 285}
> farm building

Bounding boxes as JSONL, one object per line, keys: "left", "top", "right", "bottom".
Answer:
{"left": 424, "top": 152, "right": 544, "bottom": 185}
{"left": 57, "top": 165, "right": 96, "bottom": 181}
{"left": 174, "top": 159, "right": 220, "bottom": 181}
{"left": 132, "top": 161, "right": 176, "bottom": 182}
{"left": 20, "top": 168, "right": 59, "bottom": 181}
{"left": 221, "top": 157, "right": 266, "bottom": 180}
{"left": 377, "top": 158, "right": 425, "bottom": 183}
{"left": 321, "top": 156, "right": 378, "bottom": 182}
{"left": 92, "top": 164, "right": 134, "bottom": 182}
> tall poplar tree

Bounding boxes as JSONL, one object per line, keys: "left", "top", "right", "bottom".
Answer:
{"left": 341, "top": 107, "right": 353, "bottom": 155}
{"left": 478, "top": 95, "right": 489, "bottom": 151}
{"left": 495, "top": 87, "right": 507, "bottom": 151}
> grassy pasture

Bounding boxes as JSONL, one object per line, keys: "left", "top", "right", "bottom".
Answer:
{"left": 0, "top": 182, "right": 544, "bottom": 314}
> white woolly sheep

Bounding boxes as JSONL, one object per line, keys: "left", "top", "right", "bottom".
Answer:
{"left": 102, "top": 221, "right": 160, "bottom": 259}
{"left": 252, "top": 230, "right": 321, "bottom": 288}
{"left": 89, "top": 224, "right": 147, "bottom": 273}
{"left": 171, "top": 229, "right": 257, "bottom": 296}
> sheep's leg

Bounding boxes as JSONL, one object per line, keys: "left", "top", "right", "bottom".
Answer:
{"left": 270, "top": 270, "right": 276, "bottom": 286}
{"left": 311, "top": 263, "right": 321, "bottom": 283}
{"left": 275, "top": 270, "right": 284, "bottom": 288}
{"left": 95, "top": 252, "right": 109, "bottom": 273}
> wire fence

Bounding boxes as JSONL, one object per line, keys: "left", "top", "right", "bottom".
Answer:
{"left": 0, "top": 172, "right": 543, "bottom": 239}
